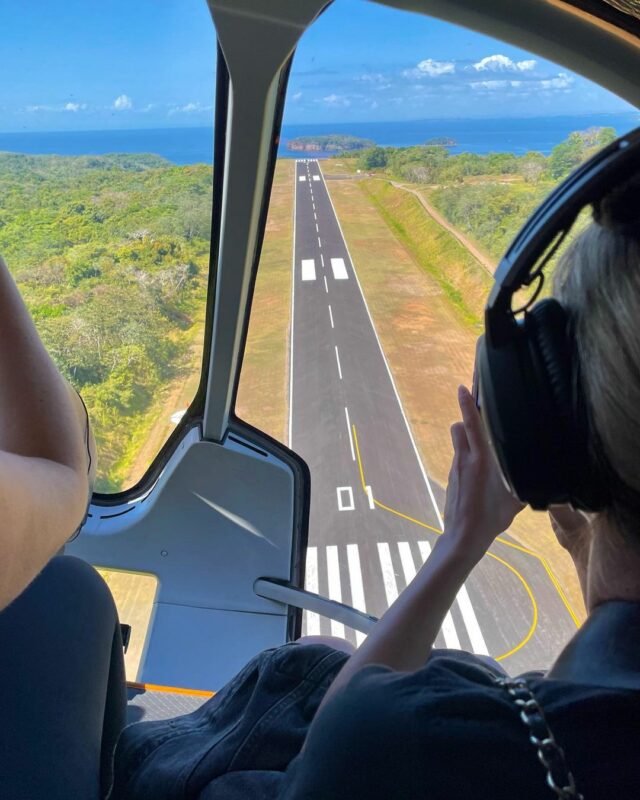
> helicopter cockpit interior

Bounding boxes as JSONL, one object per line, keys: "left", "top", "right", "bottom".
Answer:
{"left": 5, "top": 0, "right": 639, "bottom": 709}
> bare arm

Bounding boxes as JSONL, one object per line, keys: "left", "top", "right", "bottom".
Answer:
{"left": 0, "top": 256, "right": 93, "bottom": 610}
{"left": 318, "top": 386, "right": 523, "bottom": 710}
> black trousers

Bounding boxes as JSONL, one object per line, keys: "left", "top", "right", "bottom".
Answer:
{"left": 0, "top": 556, "right": 126, "bottom": 800}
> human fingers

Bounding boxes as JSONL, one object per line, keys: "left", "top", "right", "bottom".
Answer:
{"left": 457, "top": 385, "right": 487, "bottom": 456}
{"left": 450, "top": 420, "right": 469, "bottom": 458}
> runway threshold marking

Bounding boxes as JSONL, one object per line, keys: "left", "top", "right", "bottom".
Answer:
{"left": 418, "top": 540, "right": 461, "bottom": 648}
{"left": 346, "top": 544, "right": 367, "bottom": 646}
{"left": 304, "top": 547, "right": 321, "bottom": 635}
{"left": 351, "top": 423, "right": 538, "bottom": 662}
{"left": 327, "top": 546, "right": 346, "bottom": 638}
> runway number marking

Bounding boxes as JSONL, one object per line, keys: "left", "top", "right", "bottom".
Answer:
{"left": 346, "top": 544, "right": 367, "bottom": 646}
{"left": 304, "top": 547, "right": 320, "bottom": 635}
{"left": 301, "top": 259, "right": 316, "bottom": 282}
{"left": 328, "top": 304, "right": 334, "bottom": 329}
{"left": 334, "top": 345, "right": 343, "bottom": 379}
{"left": 326, "top": 546, "right": 346, "bottom": 637}
{"left": 330, "top": 258, "right": 349, "bottom": 280}
{"left": 336, "top": 486, "right": 355, "bottom": 511}
{"left": 344, "top": 407, "right": 355, "bottom": 460}
{"left": 365, "top": 485, "right": 375, "bottom": 510}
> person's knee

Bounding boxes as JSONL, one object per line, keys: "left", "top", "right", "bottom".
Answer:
{"left": 0, "top": 555, "right": 119, "bottom": 640}
{"left": 296, "top": 635, "right": 356, "bottom": 655}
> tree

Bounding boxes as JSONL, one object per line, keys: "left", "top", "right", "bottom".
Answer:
{"left": 358, "top": 147, "right": 388, "bottom": 170}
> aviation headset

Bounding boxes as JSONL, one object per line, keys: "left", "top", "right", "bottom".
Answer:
{"left": 476, "top": 126, "right": 640, "bottom": 512}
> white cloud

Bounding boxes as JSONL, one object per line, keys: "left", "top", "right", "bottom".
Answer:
{"left": 540, "top": 72, "right": 574, "bottom": 89}
{"left": 472, "top": 54, "right": 536, "bottom": 72}
{"left": 403, "top": 59, "right": 455, "bottom": 78}
{"left": 291, "top": 91, "right": 303, "bottom": 102}
{"left": 168, "top": 101, "right": 212, "bottom": 115}
{"left": 25, "top": 104, "right": 54, "bottom": 112}
{"left": 64, "top": 102, "right": 86, "bottom": 112}
{"left": 113, "top": 94, "right": 132, "bottom": 110}
{"left": 323, "top": 93, "right": 351, "bottom": 107}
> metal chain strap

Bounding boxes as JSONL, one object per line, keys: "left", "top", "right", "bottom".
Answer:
{"left": 495, "top": 676, "right": 584, "bottom": 800}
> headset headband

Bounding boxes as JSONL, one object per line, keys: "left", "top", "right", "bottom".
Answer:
{"left": 486, "top": 126, "right": 640, "bottom": 346}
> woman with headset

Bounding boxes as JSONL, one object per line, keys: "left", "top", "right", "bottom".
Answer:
{"left": 111, "top": 136, "right": 640, "bottom": 799}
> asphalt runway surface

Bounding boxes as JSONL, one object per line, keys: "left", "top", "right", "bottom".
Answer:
{"left": 290, "top": 158, "right": 578, "bottom": 672}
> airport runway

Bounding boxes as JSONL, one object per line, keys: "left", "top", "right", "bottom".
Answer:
{"left": 290, "top": 158, "right": 577, "bottom": 672}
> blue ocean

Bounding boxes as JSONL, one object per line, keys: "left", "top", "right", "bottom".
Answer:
{"left": 0, "top": 113, "right": 638, "bottom": 165}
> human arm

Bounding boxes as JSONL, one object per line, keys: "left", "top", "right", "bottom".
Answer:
{"left": 0, "top": 256, "right": 93, "bottom": 610}
{"left": 318, "top": 385, "right": 523, "bottom": 711}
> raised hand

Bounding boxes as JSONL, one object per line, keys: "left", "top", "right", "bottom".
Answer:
{"left": 442, "top": 385, "right": 524, "bottom": 561}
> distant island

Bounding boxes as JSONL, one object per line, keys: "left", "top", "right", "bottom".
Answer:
{"left": 286, "top": 134, "right": 375, "bottom": 152}
{"left": 425, "top": 137, "right": 457, "bottom": 147}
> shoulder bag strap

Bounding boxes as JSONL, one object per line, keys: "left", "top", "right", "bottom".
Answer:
{"left": 495, "top": 676, "right": 584, "bottom": 799}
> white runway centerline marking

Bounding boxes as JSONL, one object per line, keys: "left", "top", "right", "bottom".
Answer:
{"left": 418, "top": 541, "right": 461, "bottom": 649}
{"left": 323, "top": 275, "right": 328, "bottom": 293}
{"left": 313, "top": 175, "right": 320, "bottom": 181}
{"left": 330, "top": 258, "right": 349, "bottom": 280}
{"left": 377, "top": 542, "right": 399, "bottom": 606}
{"left": 317, "top": 236, "right": 322, "bottom": 248}
{"left": 313, "top": 211, "right": 317, "bottom": 220}
{"left": 315, "top": 222, "right": 319, "bottom": 233}
{"left": 334, "top": 345, "right": 343, "bottom": 379}
{"left": 304, "top": 547, "right": 321, "bottom": 635}
{"left": 320, "top": 253, "right": 325, "bottom": 268}
{"left": 336, "top": 486, "right": 355, "bottom": 511}
{"left": 328, "top": 304, "right": 334, "bottom": 329}
{"left": 365, "top": 485, "right": 375, "bottom": 510}
{"left": 344, "top": 406, "right": 355, "bottom": 460}
{"left": 301, "top": 259, "right": 316, "bottom": 281}
{"left": 298, "top": 175, "right": 306, "bottom": 181}
{"left": 326, "top": 546, "right": 346, "bottom": 638}
{"left": 346, "top": 544, "right": 367, "bottom": 646}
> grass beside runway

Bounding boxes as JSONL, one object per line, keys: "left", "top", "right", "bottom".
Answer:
{"left": 324, "top": 172, "right": 586, "bottom": 624}
{"left": 236, "top": 159, "right": 295, "bottom": 442}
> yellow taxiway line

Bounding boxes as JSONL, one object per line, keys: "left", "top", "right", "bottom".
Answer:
{"left": 352, "top": 424, "right": 548, "bottom": 662}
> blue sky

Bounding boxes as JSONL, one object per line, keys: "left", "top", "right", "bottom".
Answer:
{"left": 0, "top": 0, "right": 633, "bottom": 132}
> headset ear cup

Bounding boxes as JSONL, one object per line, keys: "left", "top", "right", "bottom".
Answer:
{"left": 526, "top": 298, "right": 605, "bottom": 510}
{"left": 527, "top": 299, "right": 574, "bottom": 431}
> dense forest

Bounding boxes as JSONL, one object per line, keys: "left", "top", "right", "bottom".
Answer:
{"left": 287, "top": 134, "right": 374, "bottom": 152}
{"left": 0, "top": 152, "right": 212, "bottom": 491}
{"left": 355, "top": 126, "right": 617, "bottom": 260}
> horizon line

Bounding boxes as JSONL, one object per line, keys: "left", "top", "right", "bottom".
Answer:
{"left": 0, "top": 109, "right": 637, "bottom": 138}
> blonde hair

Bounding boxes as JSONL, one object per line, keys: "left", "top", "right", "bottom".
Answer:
{"left": 553, "top": 213, "right": 640, "bottom": 537}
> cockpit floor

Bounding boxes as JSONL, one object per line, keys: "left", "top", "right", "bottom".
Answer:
{"left": 126, "top": 682, "right": 212, "bottom": 723}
